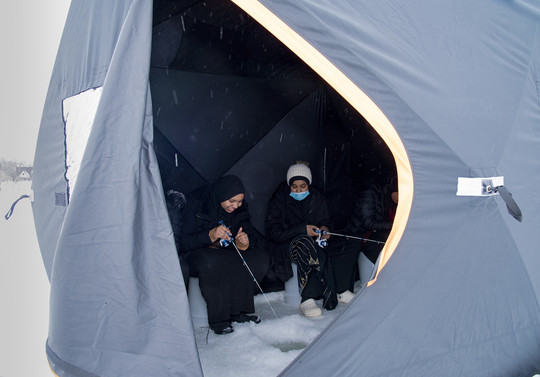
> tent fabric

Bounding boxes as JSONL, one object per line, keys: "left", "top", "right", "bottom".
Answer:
{"left": 32, "top": 0, "right": 540, "bottom": 376}
{"left": 33, "top": 1, "right": 202, "bottom": 376}
{"left": 228, "top": 0, "right": 414, "bottom": 281}
{"left": 239, "top": 1, "right": 540, "bottom": 376}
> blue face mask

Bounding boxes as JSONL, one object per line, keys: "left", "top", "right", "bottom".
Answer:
{"left": 290, "top": 191, "right": 310, "bottom": 201}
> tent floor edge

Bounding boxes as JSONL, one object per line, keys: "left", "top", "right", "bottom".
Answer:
{"left": 46, "top": 340, "right": 100, "bottom": 377}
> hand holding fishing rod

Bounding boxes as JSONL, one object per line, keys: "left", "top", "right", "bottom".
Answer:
{"left": 210, "top": 223, "right": 233, "bottom": 242}
{"left": 313, "top": 228, "right": 386, "bottom": 245}
{"left": 218, "top": 220, "right": 279, "bottom": 319}
{"left": 211, "top": 221, "right": 248, "bottom": 250}
{"left": 307, "top": 225, "right": 330, "bottom": 238}
{"left": 308, "top": 225, "right": 330, "bottom": 248}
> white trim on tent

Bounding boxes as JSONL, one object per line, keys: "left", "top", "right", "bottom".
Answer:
{"left": 456, "top": 176, "right": 504, "bottom": 196}
{"left": 232, "top": 0, "right": 413, "bottom": 284}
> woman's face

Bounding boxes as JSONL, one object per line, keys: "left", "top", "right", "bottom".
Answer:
{"left": 290, "top": 179, "right": 309, "bottom": 193}
{"left": 220, "top": 193, "right": 244, "bottom": 213}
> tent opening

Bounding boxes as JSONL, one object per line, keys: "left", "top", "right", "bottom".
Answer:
{"left": 151, "top": 0, "right": 397, "bottom": 235}
{"left": 150, "top": 0, "right": 397, "bottom": 310}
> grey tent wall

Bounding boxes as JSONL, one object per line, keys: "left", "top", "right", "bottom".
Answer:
{"left": 32, "top": 1, "right": 202, "bottom": 376}
{"left": 33, "top": 0, "right": 540, "bottom": 376}
{"left": 236, "top": 0, "right": 540, "bottom": 376}
{"left": 32, "top": 0, "right": 132, "bottom": 280}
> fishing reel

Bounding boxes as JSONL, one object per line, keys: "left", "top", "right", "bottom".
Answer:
{"left": 313, "top": 228, "right": 328, "bottom": 248}
{"left": 218, "top": 220, "right": 234, "bottom": 247}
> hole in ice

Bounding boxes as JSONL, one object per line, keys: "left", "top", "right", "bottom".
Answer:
{"left": 271, "top": 341, "right": 308, "bottom": 352}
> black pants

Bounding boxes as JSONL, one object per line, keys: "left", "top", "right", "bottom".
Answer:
{"left": 288, "top": 235, "right": 337, "bottom": 310}
{"left": 289, "top": 236, "right": 361, "bottom": 308}
{"left": 326, "top": 238, "right": 361, "bottom": 293}
{"left": 187, "top": 246, "right": 269, "bottom": 325}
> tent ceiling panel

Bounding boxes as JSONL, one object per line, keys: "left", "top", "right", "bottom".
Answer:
{"left": 152, "top": 0, "right": 317, "bottom": 81}
{"left": 226, "top": 87, "right": 328, "bottom": 231}
{"left": 150, "top": 68, "right": 319, "bottom": 182}
{"left": 154, "top": 0, "right": 253, "bottom": 31}
{"left": 153, "top": 127, "right": 207, "bottom": 194}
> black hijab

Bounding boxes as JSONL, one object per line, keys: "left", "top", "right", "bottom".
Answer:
{"left": 214, "top": 175, "right": 245, "bottom": 202}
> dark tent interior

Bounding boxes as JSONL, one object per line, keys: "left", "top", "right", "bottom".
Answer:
{"left": 150, "top": 0, "right": 396, "bottom": 287}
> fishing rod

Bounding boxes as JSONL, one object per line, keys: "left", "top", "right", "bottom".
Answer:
{"left": 314, "top": 228, "right": 386, "bottom": 245}
{"left": 218, "top": 221, "right": 279, "bottom": 319}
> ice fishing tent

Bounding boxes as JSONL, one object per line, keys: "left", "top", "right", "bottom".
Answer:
{"left": 32, "top": 0, "right": 540, "bottom": 376}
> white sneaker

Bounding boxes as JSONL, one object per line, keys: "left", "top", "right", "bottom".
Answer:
{"left": 300, "top": 298, "right": 322, "bottom": 317}
{"left": 337, "top": 290, "right": 355, "bottom": 304}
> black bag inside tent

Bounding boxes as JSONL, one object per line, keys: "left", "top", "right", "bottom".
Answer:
{"left": 150, "top": 0, "right": 396, "bottom": 260}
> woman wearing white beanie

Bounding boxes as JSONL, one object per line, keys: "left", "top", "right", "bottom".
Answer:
{"left": 265, "top": 162, "right": 355, "bottom": 317}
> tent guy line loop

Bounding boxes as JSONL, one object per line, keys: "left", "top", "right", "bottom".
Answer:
{"left": 313, "top": 228, "right": 386, "bottom": 245}
{"left": 218, "top": 220, "right": 280, "bottom": 319}
{"left": 490, "top": 185, "right": 523, "bottom": 222}
{"left": 482, "top": 179, "right": 523, "bottom": 222}
{"left": 4, "top": 194, "right": 30, "bottom": 220}
{"left": 457, "top": 177, "right": 522, "bottom": 222}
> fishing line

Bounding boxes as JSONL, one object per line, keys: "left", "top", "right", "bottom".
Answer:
{"left": 219, "top": 221, "right": 279, "bottom": 319}
{"left": 314, "top": 228, "right": 386, "bottom": 245}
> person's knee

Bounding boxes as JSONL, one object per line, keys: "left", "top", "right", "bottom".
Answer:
{"left": 190, "top": 248, "right": 221, "bottom": 277}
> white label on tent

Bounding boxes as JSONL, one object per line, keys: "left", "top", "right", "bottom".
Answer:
{"left": 63, "top": 87, "right": 103, "bottom": 203}
{"left": 456, "top": 176, "right": 504, "bottom": 196}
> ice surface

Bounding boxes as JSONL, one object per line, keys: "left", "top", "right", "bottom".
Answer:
{"left": 2, "top": 182, "right": 538, "bottom": 377}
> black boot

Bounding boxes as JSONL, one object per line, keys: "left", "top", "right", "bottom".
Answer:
{"left": 210, "top": 320, "right": 234, "bottom": 335}
{"left": 231, "top": 313, "right": 261, "bottom": 324}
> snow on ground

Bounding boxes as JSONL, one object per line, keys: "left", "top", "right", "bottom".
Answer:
{"left": 2, "top": 181, "right": 538, "bottom": 377}
{"left": 194, "top": 289, "right": 353, "bottom": 377}
{"left": 0, "top": 181, "right": 351, "bottom": 377}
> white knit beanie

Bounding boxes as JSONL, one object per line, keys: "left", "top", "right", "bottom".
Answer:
{"left": 286, "top": 163, "right": 312, "bottom": 186}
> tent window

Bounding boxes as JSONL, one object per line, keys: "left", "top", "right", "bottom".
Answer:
{"left": 62, "top": 87, "right": 103, "bottom": 203}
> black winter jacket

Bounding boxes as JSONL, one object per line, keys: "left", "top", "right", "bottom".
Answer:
{"left": 265, "top": 182, "right": 331, "bottom": 281}
{"left": 180, "top": 183, "right": 256, "bottom": 253}
{"left": 346, "top": 181, "right": 395, "bottom": 235}
{"left": 266, "top": 182, "right": 331, "bottom": 242}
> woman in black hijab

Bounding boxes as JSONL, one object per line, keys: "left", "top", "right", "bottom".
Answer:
{"left": 180, "top": 175, "right": 269, "bottom": 334}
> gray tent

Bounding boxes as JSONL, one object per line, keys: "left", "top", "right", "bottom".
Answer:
{"left": 32, "top": 0, "right": 540, "bottom": 376}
